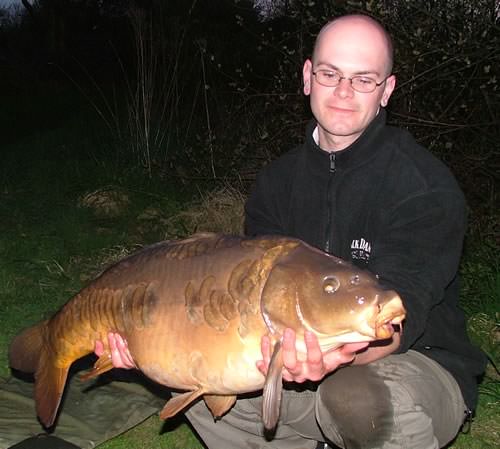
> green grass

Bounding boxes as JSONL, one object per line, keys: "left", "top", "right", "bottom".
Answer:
{"left": 448, "top": 312, "right": 499, "bottom": 448}
{"left": 99, "top": 416, "right": 204, "bottom": 449}
{"left": 0, "top": 95, "right": 498, "bottom": 448}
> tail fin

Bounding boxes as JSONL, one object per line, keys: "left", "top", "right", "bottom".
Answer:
{"left": 9, "top": 321, "right": 71, "bottom": 428}
{"left": 8, "top": 322, "right": 46, "bottom": 373}
{"left": 35, "top": 350, "right": 71, "bottom": 428}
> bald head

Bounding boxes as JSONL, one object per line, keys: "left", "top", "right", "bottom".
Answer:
{"left": 313, "top": 15, "right": 394, "bottom": 76}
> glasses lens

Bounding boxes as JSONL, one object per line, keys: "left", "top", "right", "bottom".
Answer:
{"left": 352, "top": 77, "right": 376, "bottom": 93}
{"left": 317, "top": 70, "right": 339, "bottom": 87}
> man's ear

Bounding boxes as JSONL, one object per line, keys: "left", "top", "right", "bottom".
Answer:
{"left": 303, "top": 59, "right": 313, "bottom": 95}
{"left": 381, "top": 74, "right": 396, "bottom": 107}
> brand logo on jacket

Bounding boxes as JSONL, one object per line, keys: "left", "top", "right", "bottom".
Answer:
{"left": 351, "top": 238, "right": 372, "bottom": 262}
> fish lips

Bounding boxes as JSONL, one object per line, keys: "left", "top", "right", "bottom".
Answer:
{"left": 373, "top": 294, "right": 406, "bottom": 339}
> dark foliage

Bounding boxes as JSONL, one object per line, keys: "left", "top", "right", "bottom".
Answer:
{"left": 1, "top": 0, "right": 498, "bottom": 220}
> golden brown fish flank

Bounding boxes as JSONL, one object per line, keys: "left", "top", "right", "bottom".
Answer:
{"left": 8, "top": 233, "right": 405, "bottom": 432}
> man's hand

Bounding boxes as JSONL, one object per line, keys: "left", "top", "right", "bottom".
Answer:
{"left": 256, "top": 328, "right": 370, "bottom": 383}
{"left": 94, "top": 332, "right": 137, "bottom": 369}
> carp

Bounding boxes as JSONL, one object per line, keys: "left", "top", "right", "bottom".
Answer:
{"left": 9, "top": 233, "right": 405, "bottom": 431}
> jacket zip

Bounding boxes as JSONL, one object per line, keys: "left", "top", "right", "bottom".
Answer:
{"left": 324, "top": 152, "right": 336, "bottom": 253}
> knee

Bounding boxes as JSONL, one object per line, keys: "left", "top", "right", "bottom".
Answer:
{"left": 316, "top": 365, "right": 394, "bottom": 448}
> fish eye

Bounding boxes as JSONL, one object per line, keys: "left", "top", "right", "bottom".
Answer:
{"left": 323, "top": 276, "right": 340, "bottom": 294}
{"left": 350, "top": 275, "right": 361, "bottom": 285}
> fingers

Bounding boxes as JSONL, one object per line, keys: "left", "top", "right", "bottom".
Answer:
{"left": 281, "top": 330, "right": 361, "bottom": 382}
{"left": 302, "top": 331, "right": 326, "bottom": 381}
{"left": 94, "top": 339, "right": 104, "bottom": 357}
{"left": 108, "top": 332, "right": 137, "bottom": 369}
{"left": 304, "top": 330, "right": 323, "bottom": 365}
{"left": 258, "top": 331, "right": 300, "bottom": 381}
{"left": 322, "top": 348, "right": 353, "bottom": 371}
{"left": 341, "top": 341, "right": 370, "bottom": 355}
{"left": 257, "top": 335, "right": 272, "bottom": 376}
{"left": 282, "top": 329, "right": 325, "bottom": 382}
{"left": 281, "top": 328, "right": 298, "bottom": 376}
{"left": 322, "top": 342, "right": 369, "bottom": 371}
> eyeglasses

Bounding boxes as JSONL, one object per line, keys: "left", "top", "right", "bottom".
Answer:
{"left": 312, "top": 69, "right": 388, "bottom": 93}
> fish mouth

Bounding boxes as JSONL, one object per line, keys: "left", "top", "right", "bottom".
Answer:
{"left": 373, "top": 295, "right": 406, "bottom": 339}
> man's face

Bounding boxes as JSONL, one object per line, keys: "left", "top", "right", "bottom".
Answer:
{"left": 303, "top": 18, "right": 396, "bottom": 151}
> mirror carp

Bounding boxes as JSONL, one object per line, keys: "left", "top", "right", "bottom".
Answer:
{"left": 9, "top": 233, "right": 405, "bottom": 432}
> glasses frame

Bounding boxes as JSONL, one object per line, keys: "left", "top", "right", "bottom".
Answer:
{"left": 311, "top": 69, "right": 389, "bottom": 93}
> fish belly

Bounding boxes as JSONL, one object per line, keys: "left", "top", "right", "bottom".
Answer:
{"left": 126, "top": 308, "right": 265, "bottom": 395}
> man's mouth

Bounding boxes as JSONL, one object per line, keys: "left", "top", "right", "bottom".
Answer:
{"left": 327, "top": 105, "right": 356, "bottom": 114}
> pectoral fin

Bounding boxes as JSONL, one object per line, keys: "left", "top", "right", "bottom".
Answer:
{"left": 160, "top": 389, "right": 205, "bottom": 420}
{"left": 203, "top": 394, "right": 237, "bottom": 418}
{"left": 80, "top": 351, "right": 115, "bottom": 381}
{"left": 262, "top": 340, "right": 284, "bottom": 430}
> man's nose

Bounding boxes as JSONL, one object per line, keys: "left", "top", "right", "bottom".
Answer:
{"left": 334, "top": 78, "right": 354, "bottom": 98}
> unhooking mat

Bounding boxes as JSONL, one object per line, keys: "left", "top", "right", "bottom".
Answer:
{"left": 0, "top": 366, "right": 168, "bottom": 449}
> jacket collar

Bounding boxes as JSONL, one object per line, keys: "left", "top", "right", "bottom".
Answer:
{"left": 306, "top": 108, "right": 388, "bottom": 170}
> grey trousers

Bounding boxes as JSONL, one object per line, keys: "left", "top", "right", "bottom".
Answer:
{"left": 185, "top": 350, "right": 467, "bottom": 449}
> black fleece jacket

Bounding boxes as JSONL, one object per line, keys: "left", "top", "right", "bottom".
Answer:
{"left": 244, "top": 109, "right": 487, "bottom": 410}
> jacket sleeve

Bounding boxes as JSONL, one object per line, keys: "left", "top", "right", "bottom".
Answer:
{"left": 368, "top": 188, "right": 467, "bottom": 353}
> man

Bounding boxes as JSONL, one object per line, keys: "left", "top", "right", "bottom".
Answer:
{"left": 98, "top": 14, "right": 486, "bottom": 449}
